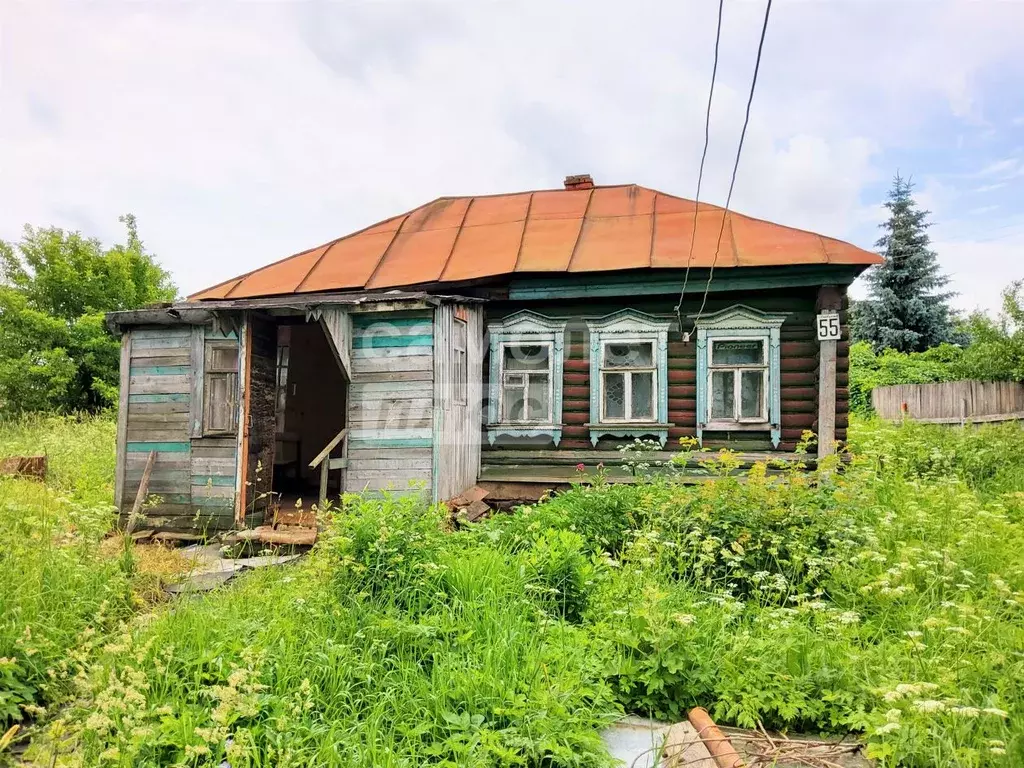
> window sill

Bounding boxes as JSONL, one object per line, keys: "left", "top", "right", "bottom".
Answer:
{"left": 703, "top": 421, "right": 773, "bottom": 432}
{"left": 487, "top": 425, "right": 562, "bottom": 446}
{"left": 585, "top": 423, "right": 672, "bottom": 447}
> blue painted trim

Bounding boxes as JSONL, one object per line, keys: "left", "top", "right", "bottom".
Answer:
{"left": 696, "top": 334, "right": 708, "bottom": 448}
{"left": 126, "top": 441, "right": 190, "bottom": 452}
{"left": 348, "top": 438, "right": 434, "bottom": 449}
{"left": 129, "top": 365, "right": 190, "bottom": 376}
{"left": 508, "top": 266, "right": 864, "bottom": 300}
{"left": 585, "top": 310, "right": 671, "bottom": 444}
{"left": 693, "top": 305, "right": 787, "bottom": 448}
{"left": 588, "top": 427, "right": 669, "bottom": 447}
{"left": 487, "top": 427, "right": 563, "bottom": 446}
{"left": 351, "top": 334, "right": 433, "bottom": 349}
{"left": 205, "top": 330, "right": 238, "bottom": 340}
{"left": 486, "top": 311, "right": 566, "bottom": 440}
{"left": 351, "top": 316, "right": 432, "bottom": 329}
{"left": 129, "top": 393, "right": 190, "bottom": 403}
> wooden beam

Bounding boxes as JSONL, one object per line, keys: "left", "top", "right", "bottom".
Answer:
{"left": 189, "top": 325, "right": 205, "bottom": 438}
{"left": 309, "top": 427, "right": 349, "bottom": 469}
{"left": 126, "top": 450, "right": 156, "bottom": 534}
{"left": 234, "top": 314, "right": 251, "bottom": 524}
{"left": 114, "top": 331, "right": 132, "bottom": 510}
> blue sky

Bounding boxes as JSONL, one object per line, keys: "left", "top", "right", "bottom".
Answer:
{"left": 1, "top": 1, "right": 1021, "bottom": 313}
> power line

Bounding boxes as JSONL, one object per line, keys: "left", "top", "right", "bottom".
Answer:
{"left": 674, "top": 0, "right": 725, "bottom": 336}
{"left": 691, "top": 0, "right": 774, "bottom": 329}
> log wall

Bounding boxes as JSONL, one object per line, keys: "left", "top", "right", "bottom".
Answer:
{"left": 482, "top": 287, "right": 849, "bottom": 459}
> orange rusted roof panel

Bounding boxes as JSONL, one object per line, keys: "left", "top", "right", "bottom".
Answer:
{"left": 188, "top": 184, "right": 881, "bottom": 300}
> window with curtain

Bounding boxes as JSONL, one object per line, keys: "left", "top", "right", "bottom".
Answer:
{"left": 600, "top": 341, "right": 656, "bottom": 421}
{"left": 708, "top": 338, "right": 767, "bottom": 423}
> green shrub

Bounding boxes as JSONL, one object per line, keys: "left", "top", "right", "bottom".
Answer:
{"left": 479, "top": 480, "right": 645, "bottom": 556}
{"left": 633, "top": 458, "right": 865, "bottom": 600}
{"left": 521, "top": 529, "right": 599, "bottom": 623}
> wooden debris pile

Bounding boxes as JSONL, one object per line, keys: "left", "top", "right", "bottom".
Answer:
{"left": 446, "top": 485, "right": 492, "bottom": 523}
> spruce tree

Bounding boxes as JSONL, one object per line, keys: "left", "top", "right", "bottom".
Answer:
{"left": 855, "top": 174, "right": 958, "bottom": 352}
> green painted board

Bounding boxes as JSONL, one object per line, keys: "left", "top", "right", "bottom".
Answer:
{"left": 129, "top": 393, "right": 190, "bottom": 404}
{"left": 129, "top": 365, "right": 191, "bottom": 376}
{"left": 352, "top": 316, "right": 432, "bottom": 329}
{"left": 348, "top": 438, "right": 433, "bottom": 449}
{"left": 190, "top": 475, "right": 235, "bottom": 487}
{"left": 126, "top": 441, "right": 190, "bottom": 453}
{"left": 351, "top": 334, "right": 433, "bottom": 349}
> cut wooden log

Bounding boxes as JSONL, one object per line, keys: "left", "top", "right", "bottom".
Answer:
{"left": 126, "top": 451, "right": 157, "bottom": 534}
{"left": 687, "top": 708, "right": 745, "bottom": 768}
{"left": 0, "top": 455, "right": 46, "bottom": 481}
{"left": 234, "top": 525, "right": 317, "bottom": 546}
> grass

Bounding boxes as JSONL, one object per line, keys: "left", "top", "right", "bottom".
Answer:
{"left": 2, "top": 413, "right": 1023, "bottom": 766}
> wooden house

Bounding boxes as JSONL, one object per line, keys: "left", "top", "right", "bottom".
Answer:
{"left": 107, "top": 176, "right": 881, "bottom": 532}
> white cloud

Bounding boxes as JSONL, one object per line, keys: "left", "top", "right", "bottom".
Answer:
{"left": 0, "top": 0, "right": 1022, "bottom": 311}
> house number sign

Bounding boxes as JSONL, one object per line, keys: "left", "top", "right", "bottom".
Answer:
{"left": 816, "top": 311, "right": 841, "bottom": 341}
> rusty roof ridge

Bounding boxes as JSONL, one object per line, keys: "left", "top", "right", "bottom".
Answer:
{"left": 511, "top": 192, "right": 535, "bottom": 272}
{"left": 565, "top": 187, "right": 596, "bottom": 271}
{"left": 438, "top": 198, "right": 475, "bottom": 281}
{"left": 362, "top": 212, "right": 412, "bottom": 289}
{"left": 293, "top": 236, "right": 346, "bottom": 294}
{"left": 817, "top": 234, "right": 832, "bottom": 264}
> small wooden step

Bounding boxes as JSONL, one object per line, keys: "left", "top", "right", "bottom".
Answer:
{"left": 235, "top": 525, "right": 317, "bottom": 546}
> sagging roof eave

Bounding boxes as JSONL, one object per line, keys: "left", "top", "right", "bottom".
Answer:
{"left": 106, "top": 289, "right": 485, "bottom": 332}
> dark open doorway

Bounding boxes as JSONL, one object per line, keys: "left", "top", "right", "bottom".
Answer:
{"left": 272, "top": 319, "right": 348, "bottom": 506}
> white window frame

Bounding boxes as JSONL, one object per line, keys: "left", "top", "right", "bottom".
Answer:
{"left": 706, "top": 336, "right": 769, "bottom": 427}
{"left": 599, "top": 338, "right": 658, "bottom": 423}
{"left": 497, "top": 340, "right": 554, "bottom": 425}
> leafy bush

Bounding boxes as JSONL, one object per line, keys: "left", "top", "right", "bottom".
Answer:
{"left": 479, "top": 479, "right": 644, "bottom": 556}
{"left": 632, "top": 457, "right": 865, "bottom": 600}
{"left": 521, "top": 529, "right": 599, "bottom": 623}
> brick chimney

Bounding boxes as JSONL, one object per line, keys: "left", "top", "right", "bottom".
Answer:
{"left": 564, "top": 174, "right": 594, "bottom": 190}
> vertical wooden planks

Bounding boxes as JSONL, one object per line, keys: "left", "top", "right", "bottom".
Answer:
{"left": 234, "top": 314, "right": 251, "bottom": 523}
{"left": 817, "top": 340, "right": 837, "bottom": 457}
{"left": 346, "top": 310, "right": 434, "bottom": 495}
{"left": 432, "top": 304, "right": 484, "bottom": 501}
{"left": 114, "top": 330, "right": 132, "bottom": 510}
{"left": 189, "top": 326, "right": 205, "bottom": 438}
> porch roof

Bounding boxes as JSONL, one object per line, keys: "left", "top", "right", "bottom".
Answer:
{"left": 189, "top": 183, "right": 882, "bottom": 301}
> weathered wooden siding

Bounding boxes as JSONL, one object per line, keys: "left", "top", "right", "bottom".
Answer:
{"left": 433, "top": 304, "right": 484, "bottom": 501}
{"left": 119, "top": 327, "right": 196, "bottom": 530}
{"left": 114, "top": 323, "right": 246, "bottom": 533}
{"left": 188, "top": 326, "right": 241, "bottom": 531}
{"left": 346, "top": 310, "right": 434, "bottom": 496}
{"left": 483, "top": 288, "right": 845, "bottom": 458}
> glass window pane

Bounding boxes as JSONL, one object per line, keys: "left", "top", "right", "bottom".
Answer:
{"left": 526, "top": 375, "right": 549, "bottom": 421}
{"left": 504, "top": 345, "right": 549, "bottom": 371}
{"left": 711, "top": 370, "right": 735, "bottom": 420}
{"left": 712, "top": 340, "right": 763, "bottom": 366}
{"left": 604, "top": 372, "right": 626, "bottom": 419}
{"left": 605, "top": 342, "right": 654, "bottom": 368}
{"left": 454, "top": 319, "right": 467, "bottom": 351}
{"left": 502, "top": 384, "right": 525, "bottom": 421}
{"left": 740, "top": 370, "right": 764, "bottom": 419}
{"left": 207, "top": 344, "right": 238, "bottom": 372}
{"left": 631, "top": 371, "right": 654, "bottom": 419}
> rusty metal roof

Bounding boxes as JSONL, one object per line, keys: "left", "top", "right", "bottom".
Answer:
{"left": 189, "top": 184, "right": 882, "bottom": 301}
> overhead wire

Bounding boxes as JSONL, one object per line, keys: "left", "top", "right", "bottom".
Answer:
{"left": 674, "top": 0, "right": 726, "bottom": 338}
{"left": 690, "top": 0, "right": 774, "bottom": 330}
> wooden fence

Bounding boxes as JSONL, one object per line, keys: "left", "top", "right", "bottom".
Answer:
{"left": 872, "top": 380, "right": 1024, "bottom": 424}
